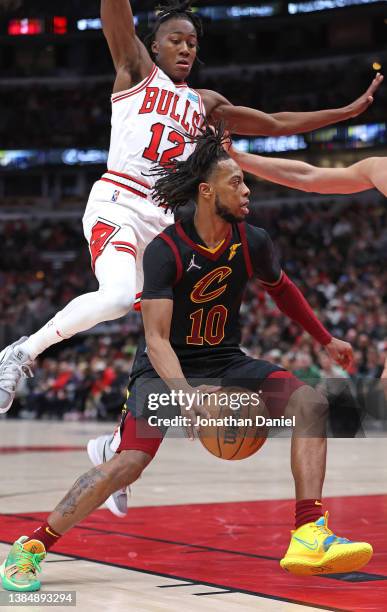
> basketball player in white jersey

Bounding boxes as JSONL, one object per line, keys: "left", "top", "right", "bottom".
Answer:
{"left": 0, "top": 0, "right": 382, "bottom": 512}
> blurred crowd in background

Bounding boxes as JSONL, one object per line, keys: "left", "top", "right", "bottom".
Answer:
{"left": 1, "top": 195, "right": 385, "bottom": 420}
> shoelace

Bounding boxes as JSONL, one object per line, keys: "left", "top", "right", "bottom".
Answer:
{"left": 15, "top": 543, "right": 43, "bottom": 575}
{"left": 311, "top": 525, "right": 333, "bottom": 538}
{"left": 0, "top": 362, "right": 33, "bottom": 393}
{"left": 311, "top": 513, "right": 350, "bottom": 547}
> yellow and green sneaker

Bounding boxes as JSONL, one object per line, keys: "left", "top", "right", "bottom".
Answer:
{"left": 280, "top": 512, "right": 373, "bottom": 575}
{"left": 0, "top": 537, "right": 46, "bottom": 591}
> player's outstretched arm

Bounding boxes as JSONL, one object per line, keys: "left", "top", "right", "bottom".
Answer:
{"left": 250, "top": 227, "right": 352, "bottom": 371}
{"left": 261, "top": 272, "right": 332, "bottom": 345}
{"left": 364, "top": 157, "right": 387, "bottom": 196}
{"left": 230, "top": 148, "right": 378, "bottom": 194}
{"left": 101, "top": 0, "right": 153, "bottom": 91}
{"left": 262, "top": 273, "right": 354, "bottom": 370}
{"left": 199, "top": 73, "right": 383, "bottom": 136}
{"left": 249, "top": 227, "right": 334, "bottom": 348}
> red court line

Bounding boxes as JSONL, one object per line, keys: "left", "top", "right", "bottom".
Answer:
{"left": 0, "top": 446, "right": 84, "bottom": 454}
{"left": 0, "top": 495, "right": 386, "bottom": 610}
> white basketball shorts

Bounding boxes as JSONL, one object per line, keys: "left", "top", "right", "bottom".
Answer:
{"left": 82, "top": 178, "right": 174, "bottom": 309}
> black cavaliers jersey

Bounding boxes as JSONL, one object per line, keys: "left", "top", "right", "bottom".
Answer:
{"left": 133, "top": 218, "right": 282, "bottom": 376}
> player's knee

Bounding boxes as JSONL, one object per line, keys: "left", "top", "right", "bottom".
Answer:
{"left": 107, "top": 450, "right": 151, "bottom": 489}
{"left": 299, "top": 386, "right": 328, "bottom": 418}
{"left": 288, "top": 385, "right": 328, "bottom": 432}
{"left": 98, "top": 286, "right": 134, "bottom": 319}
{"left": 109, "top": 290, "right": 133, "bottom": 317}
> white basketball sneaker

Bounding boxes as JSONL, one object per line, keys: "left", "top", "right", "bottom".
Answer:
{"left": 87, "top": 434, "right": 128, "bottom": 517}
{"left": 0, "top": 337, "right": 33, "bottom": 414}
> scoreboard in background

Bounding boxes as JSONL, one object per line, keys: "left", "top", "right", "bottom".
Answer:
{"left": 8, "top": 19, "right": 42, "bottom": 36}
{"left": 5, "top": 0, "right": 387, "bottom": 37}
{"left": 8, "top": 17, "right": 67, "bottom": 36}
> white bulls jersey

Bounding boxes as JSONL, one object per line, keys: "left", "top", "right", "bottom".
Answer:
{"left": 103, "top": 64, "right": 205, "bottom": 200}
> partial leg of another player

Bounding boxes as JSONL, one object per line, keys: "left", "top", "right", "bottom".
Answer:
{"left": 279, "top": 384, "right": 373, "bottom": 575}
{"left": 0, "top": 233, "right": 137, "bottom": 414}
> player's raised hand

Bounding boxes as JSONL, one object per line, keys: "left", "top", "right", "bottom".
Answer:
{"left": 345, "top": 73, "right": 383, "bottom": 118}
{"left": 324, "top": 337, "right": 354, "bottom": 371}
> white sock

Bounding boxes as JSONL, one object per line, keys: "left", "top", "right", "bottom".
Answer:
{"left": 20, "top": 318, "right": 69, "bottom": 360}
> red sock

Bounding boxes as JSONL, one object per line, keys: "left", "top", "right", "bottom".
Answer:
{"left": 27, "top": 522, "right": 62, "bottom": 551}
{"left": 295, "top": 499, "right": 323, "bottom": 529}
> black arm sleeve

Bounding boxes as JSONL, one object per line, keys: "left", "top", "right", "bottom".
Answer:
{"left": 141, "top": 237, "right": 176, "bottom": 300}
{"left": 245, "top": 225, "right": 282, "bottom": 284}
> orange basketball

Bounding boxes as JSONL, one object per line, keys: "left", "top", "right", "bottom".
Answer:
{"left": 198, "top": 387, "right": 268, "bottom": 460}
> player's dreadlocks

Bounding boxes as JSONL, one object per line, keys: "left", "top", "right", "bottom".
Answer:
{"left": 151, "top": 124, "right": 230, "bottom": 213}
{"left": 145, "top": 1, "right": 203, "bottom": 57}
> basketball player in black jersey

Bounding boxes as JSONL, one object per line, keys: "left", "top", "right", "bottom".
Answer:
{"left": 2, "top": 127, "right": 372, "bottom": 589}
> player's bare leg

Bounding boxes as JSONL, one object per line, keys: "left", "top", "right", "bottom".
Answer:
{"left": 287, "top": 385, "right": 328, "bottom": 501}
{"left": 280, "top": 385, "right": 372, "bottom": 575}
{"left": 48, "top": 450, "right": 152, "bottom": 533}
{"left": 0, "top": 451, "right": 152, "bottom": 592}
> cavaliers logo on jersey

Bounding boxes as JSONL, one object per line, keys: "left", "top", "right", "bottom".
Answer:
{"left": 228, "top": 243, "right": 241, "bottom": 261}
{"left": 190, "top": 266, "right": 232, "bottom": 304}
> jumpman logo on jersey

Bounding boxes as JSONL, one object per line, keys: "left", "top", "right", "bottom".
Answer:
{"left": 187, "top": 254, "right": 202, "bottom": 272}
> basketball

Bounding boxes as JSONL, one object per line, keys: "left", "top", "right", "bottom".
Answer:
{"left": 198, "top": 387, "right": 268, "bottom": 460}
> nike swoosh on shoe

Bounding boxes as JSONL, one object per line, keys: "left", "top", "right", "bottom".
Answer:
{"left": 293, "top": 537, "right": 319, "bottom": 551}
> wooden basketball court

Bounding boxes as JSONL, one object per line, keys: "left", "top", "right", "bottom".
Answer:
{"left": 0, "top": 419, "right": 386, "bottom": 611}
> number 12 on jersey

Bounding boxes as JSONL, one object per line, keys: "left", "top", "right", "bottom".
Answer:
{"left": 143, "top": 123, "right": 186, "bottom": 165}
